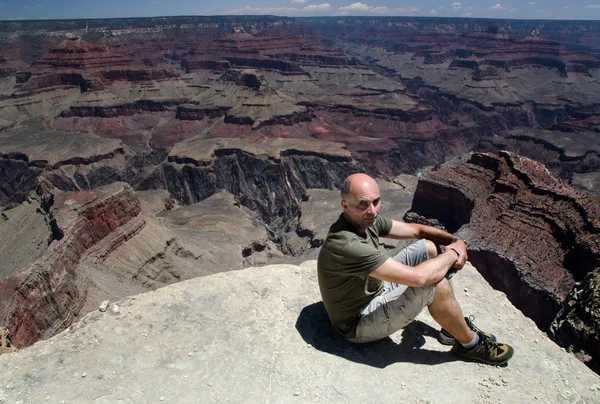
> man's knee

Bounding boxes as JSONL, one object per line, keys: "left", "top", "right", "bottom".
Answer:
{"left": 434, "top": 277, "right": 454, "bottom": 297}
{"left": 425, "top": 239, "right": 439, "bottom": 259}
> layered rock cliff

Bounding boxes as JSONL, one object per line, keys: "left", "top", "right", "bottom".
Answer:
{"left": 2, "top": 15, "right": 600, "bottom": 372}
{"left": 0, "top": 182, "right": 141, "bottom": 347}
{"left": 407, "top": 151, "right": 600, "bottom": 370}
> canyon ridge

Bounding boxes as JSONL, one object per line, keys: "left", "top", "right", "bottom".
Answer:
{"left": 0, "top": 15, "right": 599, "bottom": 375}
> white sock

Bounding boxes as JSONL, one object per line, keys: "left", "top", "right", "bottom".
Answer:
{"left": 462, "top": 332, "right": 480, "bottom": 349}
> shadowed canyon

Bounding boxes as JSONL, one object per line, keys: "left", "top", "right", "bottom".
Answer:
{"left": 0, "top": 15, "right": 599, "bottom": 376}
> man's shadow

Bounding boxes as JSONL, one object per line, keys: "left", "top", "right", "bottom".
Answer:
{"left": 295, "top": 301, "right": 458, "bottom": 368}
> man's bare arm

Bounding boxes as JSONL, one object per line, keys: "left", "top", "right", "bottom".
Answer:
{"left": 370, "top": 248, "right": 460, "bottom": 287}
{"left": 385, "top": 220, "right": 456, "bottom": 244}
{"left": 385, "top": 220, "right": 468, "bottom": 269}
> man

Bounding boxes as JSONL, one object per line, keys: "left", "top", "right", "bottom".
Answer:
{"left": 317, "top": 173, "right": 514, "bottom": 366}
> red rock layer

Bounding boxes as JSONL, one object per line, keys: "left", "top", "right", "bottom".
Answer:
{"left": 0, "top": 182, "right": 142, "bottom": 347}
{"left": 16, "top": 37, "right": 177, "bottom": 95}
{"left": 30, "top": 38, "right": 131, "bottom": 71}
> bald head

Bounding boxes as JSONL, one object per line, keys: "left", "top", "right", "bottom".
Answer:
{"left": 341, "top": 173, "right": 378, "bottom": 200}
{"left": 340, "top": 173, "right": 381, "bottom": 231}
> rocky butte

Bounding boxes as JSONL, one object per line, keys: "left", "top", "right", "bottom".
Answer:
{"left": 0, "top": 14, "right": 599, "bottom": 379}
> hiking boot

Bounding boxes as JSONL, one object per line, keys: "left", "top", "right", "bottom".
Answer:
{"left": 437, "top": 315, "right": 497, "bottom": 346}
{"left": 451, "top": 333, "right": 514, "bottom": 366}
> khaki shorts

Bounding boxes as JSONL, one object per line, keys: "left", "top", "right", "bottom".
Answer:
{"left": 348, "top": 239, "right": 436, "bottom": 343}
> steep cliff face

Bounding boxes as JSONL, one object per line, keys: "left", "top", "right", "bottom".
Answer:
{"left": 0, "top": 154, "right": 42, "bottom": 209}
{"left": 0, "top": 182, "right": 142, "bottom": 347}
{"left": 551, "top": 268, "right": 600, "bottom": 373}
{"left": 141, "top": 147, "right": 358, "bottom": 232}
{"left": 407, "top": 151, "right": 600, "bottom": 369}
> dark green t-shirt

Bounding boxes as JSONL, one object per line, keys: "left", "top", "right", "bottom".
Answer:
{"left": 317, "top": 214, "right": 393, "bottom": 339}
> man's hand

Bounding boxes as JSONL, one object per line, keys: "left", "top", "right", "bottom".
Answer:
{"left": 447, "top": 239, "right": 468, "bottom": 269}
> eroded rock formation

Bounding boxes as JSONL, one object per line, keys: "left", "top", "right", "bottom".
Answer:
{"left": 2, "top": 15, "right": 600, "bottom": 366}
{"left": 551, "top": 268, "right": 600, "bottom": 373}
{"left": 0, "top": 182, "right": 141, "bottom": 347}
{"left": 406, "top": 151, "right": 600, "bottom": 370}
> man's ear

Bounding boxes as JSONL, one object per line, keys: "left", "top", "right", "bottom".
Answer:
{"left": 341, "top": 200, "right": 347, "bottom": 210}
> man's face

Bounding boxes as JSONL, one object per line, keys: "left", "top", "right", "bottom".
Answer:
{"left": 342, "top": 180, "right": 381, "bottom": 232}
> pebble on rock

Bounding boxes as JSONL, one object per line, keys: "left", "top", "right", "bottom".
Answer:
{"left": 99, "top": 301, "right": 110, "bottom": 312}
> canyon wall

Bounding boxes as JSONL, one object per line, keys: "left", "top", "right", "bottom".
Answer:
{"left": 407, "top": 151, "right": 600, "bottom": 371}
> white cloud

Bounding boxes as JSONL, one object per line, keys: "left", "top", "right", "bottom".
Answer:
{"left": 337, "top": 2, "right": 395, "bottom": 15}
{"left": 510, "top": 8, "right": 516, "bottom": 11}
{"left": 462, "top": 11, "right": 472, "bottom": 16}
{"left": 584, "top": 4, "right": 600, "bottom": 9}
{"left": 226, "top": 3, "right": 332, "bottom": 15}
{"left": 564, "top": 6, "right": 572, "bottom": 9}
{"left": 490, "top": 4, "right": 505, "bottom": 11}
{"left": 338, "top": 2, "right": 370, "bottom": 12}
{"left": 451, "top": 2, "right": 462, "bottom": 11}
{"left": 291, "top": 0, "right": 310, "bottom": 3}
{"left": 527, "top": 1, "right": 535, "bottom": 4}
{"left": 306, "top": 4, "right": 331, "bottom": 10}
{"left": 396, "top": 6, "right": 421, "bottom": 14}
{"left": 429, "top": 9, "right": 438, "bottom": 15}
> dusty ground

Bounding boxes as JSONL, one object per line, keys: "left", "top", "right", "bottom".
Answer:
{"left": 1, "top": 261, "right": 598, "bottom": 403}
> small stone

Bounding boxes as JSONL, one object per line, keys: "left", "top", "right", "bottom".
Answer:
{"left": 188, "top": 352, "right": 192, "bottom": 357}
{"left": 534, "top": 339, "right": 539, "bottom": 343}
{"left": 293, "top": 392, "right": 300, "bottom": 396}
{"left": 81, "top": 372, "right": 87, "bottom": 378}
{"left": 463, "top": 288, "right": 469, "bottom": 293}
{"left": 112, "top": 304, "right": 120, "bottom": 313}
{"left": 99, "top": 301, "right": 109, "bottom": 312}
{"left": 160, "top": 397, "right": 164, "bottom": 401}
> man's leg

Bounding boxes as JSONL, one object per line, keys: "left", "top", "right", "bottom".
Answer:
{"left": 407, "top": 239, "right": 475, "bottom": 344}
{"left": 425, "top": 243, "right": 515, "bottom": 365}
{"left": 349, "top": 239, "right": 435, "bottom": 343}
{"left": 427, "top": 277, "right": 474, "bottom": 344}
{"left": 351, "top": 239, "right": 514, "bottom": 366}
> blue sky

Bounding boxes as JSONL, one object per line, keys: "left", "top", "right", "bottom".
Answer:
{"left": 1, "top": 1, "right": 599, "bottom": 21}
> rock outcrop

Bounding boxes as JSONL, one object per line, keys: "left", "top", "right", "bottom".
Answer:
{"left": 0, "top": 261, "right": 598, "bottom": 403}
{"left": 406, "top": 151, "right": 600, "bottom": 370}
{"left": 552, "top": 268, "right": 600, "bottom": 373}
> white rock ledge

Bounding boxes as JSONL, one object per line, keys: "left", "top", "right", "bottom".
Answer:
{"left": 1, "top": 261, "right": 598, "bottom": 403}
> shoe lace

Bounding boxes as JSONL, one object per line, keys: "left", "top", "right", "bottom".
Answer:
{"left": 466, "top": 315, "right": 483, "bottom": 333}
{"left": 478, "top": 335, "right": 501, "bottom": 356}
